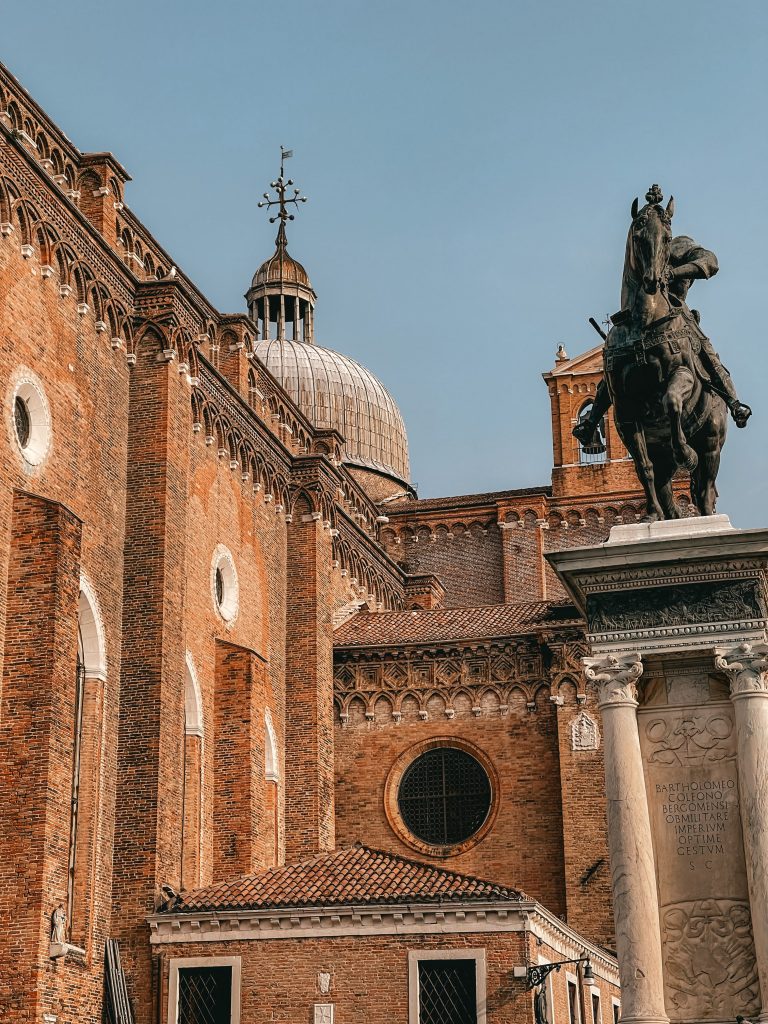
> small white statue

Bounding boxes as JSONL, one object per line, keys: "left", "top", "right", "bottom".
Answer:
{"left": 51, "top": 905, "right": 67, "bottom": 945}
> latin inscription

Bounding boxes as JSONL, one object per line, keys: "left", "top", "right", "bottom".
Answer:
{"left": 656, "top": 777, "right": 734, "bottom": 862}
{"left": 639, "top": 702, "right": 758, "bottom": 1021}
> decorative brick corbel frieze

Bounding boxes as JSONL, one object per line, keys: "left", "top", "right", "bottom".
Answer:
{"left": 715, "top": 642, "right": 768, "bottom": 697}
{"left": 584, "top": 652, "right": 643, "bottom": 709}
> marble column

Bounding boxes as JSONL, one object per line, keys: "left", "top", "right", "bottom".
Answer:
{"left": 715, "top": 641, "right": 768, "bottom": 1023}
{"left": 585, "top": 652, "right": 669, "bottom": 1024}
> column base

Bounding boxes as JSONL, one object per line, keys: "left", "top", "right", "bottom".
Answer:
{"left": 618, "top": 1016, "right": 669, "bottom": 1024}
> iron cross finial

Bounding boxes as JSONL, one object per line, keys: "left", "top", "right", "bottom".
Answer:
{"left": 257, "top": 148, "right": 308, "bottom": 238}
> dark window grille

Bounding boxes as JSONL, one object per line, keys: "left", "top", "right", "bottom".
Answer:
{"left": 14, "top": 395, "right": 30, "bottom": 448}
{"left": 215, "top": 567, "right": 224, "bottom": 607}
{"left": 398, "top": 747, "right": 491, "bottom": 846}
{"left": 419, "top": 959, "right": 477, "bottom": 1024}
{"left": 177, "top": 966, "right": 232, "bottom": 1024}
{"left": 592, "top": 992, "right": 601, "bottom": 1024}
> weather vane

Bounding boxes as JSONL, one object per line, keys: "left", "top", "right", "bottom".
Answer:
{"left": 257, "top": 147, "right": 308, "bottom": 229}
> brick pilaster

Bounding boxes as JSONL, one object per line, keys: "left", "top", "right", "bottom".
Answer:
{"left": 112, "top": 331, "right": 190, "bottom": 1020}
{"left": 0, "top": 490, "right": 82, "bottom": 1023}
{"left": 284, "top": 496, "right": 335, "bottom": 860}
{"left": 213, "top": 641, "right": 268, "bottom": 878}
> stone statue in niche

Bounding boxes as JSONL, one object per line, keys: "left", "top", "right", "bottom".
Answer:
{"left": 51, "top": 905, "right": 66, "bottom": 945}
{"left": 534, "top": 984, "right": 550, "bottom": 1024}
{"left": 571, "top": 711, "right": 600, "bottom": 751}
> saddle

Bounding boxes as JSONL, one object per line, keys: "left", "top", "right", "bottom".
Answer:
{"left": 604, "top": 303, "right": 706, "bottom": 373}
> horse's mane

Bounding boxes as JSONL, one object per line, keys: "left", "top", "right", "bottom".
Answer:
{"left": 620, "top": 221, "right": 639, "bottom": 313}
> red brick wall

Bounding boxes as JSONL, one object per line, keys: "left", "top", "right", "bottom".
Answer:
{"left": 1, "top": 221, "right": 130, "bottom": 1022}
{"left": 553, "top": 686, "right": 614, "bottom": 948}
{"left": 334, "top": 692, "right": 567, "bottom": 916}
{"left": 158, "top": 932, "right": 530, "bottom": 1024}
{"left": 387, "top": 523, "right": 505, "bottom": 608}
{"left": 213, "top": 642, "right": 269, "bottom": 877}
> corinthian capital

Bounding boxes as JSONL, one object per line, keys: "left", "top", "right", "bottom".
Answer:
{"left": 584, "top": 652, "right": 643, "bottom": 708}
{"left": 714, "top": 641, "right": 768, "bottom": 697}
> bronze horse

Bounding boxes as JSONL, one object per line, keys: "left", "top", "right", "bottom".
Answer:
{"left": 603, "top": 192, "right": 728, "bottom": 520}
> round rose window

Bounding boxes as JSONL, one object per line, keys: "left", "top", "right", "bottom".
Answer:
{"left": 397, "top": 746, "right": 492, "bottom": 847}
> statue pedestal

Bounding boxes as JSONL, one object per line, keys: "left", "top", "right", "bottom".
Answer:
{"left": 549, "top": 518, "right": 768, "bottom": 1024}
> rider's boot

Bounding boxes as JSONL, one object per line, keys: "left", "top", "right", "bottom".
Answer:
{"left": 572, "top": 378, "right": 612, "bottom": 445}
{"left": 697, "top": 337, "right": 752, "bottom": 427}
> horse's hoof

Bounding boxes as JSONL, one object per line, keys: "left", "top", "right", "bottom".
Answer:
{"left": 676, "top": 446, "right": 698, "bottom": 473}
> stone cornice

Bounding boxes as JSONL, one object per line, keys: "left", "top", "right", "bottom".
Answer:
{"left": 148, "top": 898, "right": 619, "bottom": 983}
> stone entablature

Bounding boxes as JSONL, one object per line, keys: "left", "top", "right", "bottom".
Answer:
{"left": 334, "top": 633, "right": 587, "bottom": 725}
{"left": 148, "top": 899, "right": 619, "bottom": 987}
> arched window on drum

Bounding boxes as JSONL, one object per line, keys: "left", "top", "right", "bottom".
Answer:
{"left": 576, "top": 400, "right": 607, "bottom": 464}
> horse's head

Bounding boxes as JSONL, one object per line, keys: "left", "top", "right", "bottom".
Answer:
{"left": 629, "top": 185, "right": 675, "bottom": 295}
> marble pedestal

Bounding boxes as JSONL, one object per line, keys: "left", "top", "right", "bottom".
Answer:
{"left": 549, "top": 517, "right": 768, "bottom": 1024}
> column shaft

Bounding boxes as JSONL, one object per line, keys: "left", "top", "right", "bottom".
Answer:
{"left": 717, "top": 642, "right": 768, "bottom": 1022}
{"left": 587, "top": 654, "right": 668, "bottom": 1024}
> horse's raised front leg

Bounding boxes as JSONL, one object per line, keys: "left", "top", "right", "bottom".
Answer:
{"left": 625, "top": 424, "right": 665, "bottom": 521}
{"left": 663, "top": 366, "right": 697, "bottom": 471}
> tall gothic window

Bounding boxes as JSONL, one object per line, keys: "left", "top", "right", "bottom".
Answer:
{"left": 68, "top": 581, "right": 107, "bottom": 950}
{"left": 67, "top": 636, "right": 86, "bottom": 937}
{"left": 181, "top": 655, "right": 204, "bottom": 889}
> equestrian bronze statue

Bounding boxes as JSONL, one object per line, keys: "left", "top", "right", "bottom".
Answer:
{"left": 573, "top": 185, "right": 751, "bottom": 521}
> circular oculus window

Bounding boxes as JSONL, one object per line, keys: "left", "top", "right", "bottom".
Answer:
{"left": 9, "top": 373, "right": 51, "bottom": 466}
{"left": 211, "top": 545, "right": 239, "bottom": 622}
{"left": 385, "top": 740, "right": 498, "bottom": 856}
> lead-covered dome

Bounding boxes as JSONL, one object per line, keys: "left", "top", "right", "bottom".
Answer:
{"left": 253, "top": 337, "right": 411, "bottom": 487}
{"left": 247, "top": 168, "right": 411, "bottom": 497}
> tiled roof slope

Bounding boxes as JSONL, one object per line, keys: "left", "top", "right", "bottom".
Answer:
{"left": 170, "top": 845, "right": 525, "bottom": 913}
{"left": 384, "top": 485, "right": 551, "bottom": 513}
{"left": 334, "top": 601, "right": 581, "bottom": 648}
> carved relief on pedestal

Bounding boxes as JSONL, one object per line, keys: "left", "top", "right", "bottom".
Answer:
{"left": 570, "top": 711, "right": 600, "bottom": 751}
{"left": 644, "top": 710, "right": 735, "bottom": 768}
{"left": 639, "top": 693, "right": 757, "bottom": 1023}
{"left": 661, "top": 899, "right": 760, "bottom": 1020}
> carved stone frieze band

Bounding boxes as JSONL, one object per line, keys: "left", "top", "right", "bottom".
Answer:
{"left": 587, "top": 579, "right": 767, "bottom": 635}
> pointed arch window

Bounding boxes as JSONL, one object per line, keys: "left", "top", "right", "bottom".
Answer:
{"left": 265, "top": 711, "right": 279, "bottom": 867}
{"left": 67, "top": 579, "right": 107, "bottom": 950}
{"left": 181, "top": 654, "right": 204, "bottom": 889}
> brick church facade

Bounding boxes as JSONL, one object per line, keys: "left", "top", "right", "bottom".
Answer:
{"left": 0, "top": 60, "right": 681, "bottom": 1024}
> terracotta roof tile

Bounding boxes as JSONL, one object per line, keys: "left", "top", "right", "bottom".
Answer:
{"left": 384, "top": 485, "right": 551, "bottom": 514}
{"left": 334, "top": 601, "right": 581, "bottom": 648}
{"left": 169, "top": 845, "right": 525, "bottom": 913}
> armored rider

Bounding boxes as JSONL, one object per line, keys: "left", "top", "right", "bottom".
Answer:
{"left": 574, "top": 227, "right": 752, "bottom": 447}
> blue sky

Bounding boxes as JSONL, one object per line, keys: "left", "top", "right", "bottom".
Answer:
{"left": 4, "top": 0, "right": 766, "bottom": 522}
